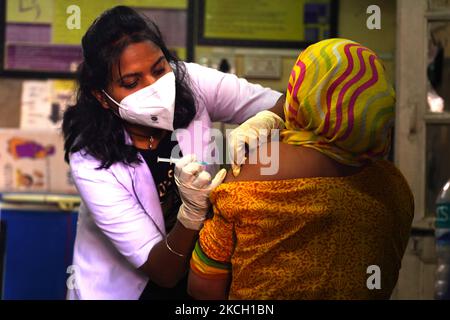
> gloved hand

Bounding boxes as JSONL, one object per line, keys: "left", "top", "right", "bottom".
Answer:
{"left": 228, "top": 110, "right": 285, "bottom": 177}
{"left": 175, "top": 154, "right": 227, "bottom": 230}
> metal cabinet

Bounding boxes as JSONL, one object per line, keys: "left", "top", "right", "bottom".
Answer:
{"left": 0, "top": 193, "right": 79, "bottom": 300}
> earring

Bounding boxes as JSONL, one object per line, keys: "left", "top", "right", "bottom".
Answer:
{"left": 149, "top": 136, "right": 154, "bottom": 150}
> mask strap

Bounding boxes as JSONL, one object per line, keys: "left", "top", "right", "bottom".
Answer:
{"left": 102, "top": 90, "right": 122, "bottom": 108}
{"left": 101, "top": 90, "right": 122, "bottom": 118}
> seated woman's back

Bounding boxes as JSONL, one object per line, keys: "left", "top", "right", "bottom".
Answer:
{"left": 203, "top": 142, "right": 414, "bottom": 299}
{"left": 189, "top": 38, "right": 414, "bottom": 300}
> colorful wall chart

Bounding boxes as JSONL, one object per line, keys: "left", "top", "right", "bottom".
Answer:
{"left": 4, "top": 0, "right": 188, "bottom": 73}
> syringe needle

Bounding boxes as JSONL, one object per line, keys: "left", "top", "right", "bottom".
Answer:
{"left": 157, "top": 157, "right": 209, "bottom": 165}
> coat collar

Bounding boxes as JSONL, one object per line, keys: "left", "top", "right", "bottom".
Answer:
{"left": 124, "top": 130, "right": 166, "bottom": 235}
{"left": 130, "top": 155, "right": 166, "bottom": 236}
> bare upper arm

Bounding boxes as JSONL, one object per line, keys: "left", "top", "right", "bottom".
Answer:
{"left": 225, "top": 141, "right": 312, "bottom": 183}
{"left": 224, "top": 141, "right": 364, "bottom": 183}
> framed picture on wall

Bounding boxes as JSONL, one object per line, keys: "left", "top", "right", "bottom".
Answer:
{"left": 0, "top": 0, "right": 193, "bottom": 78}
{"left": 198, "top": 0, "right": 339, "bottom": 49}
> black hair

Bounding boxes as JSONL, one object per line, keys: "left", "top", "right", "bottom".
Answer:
{"left": 62, "top": 6, "right": 196, "bottom": 169}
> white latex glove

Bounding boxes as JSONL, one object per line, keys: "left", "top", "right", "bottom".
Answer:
{"left": 174, "top": 154, "right": 227, "bottom": 230}
{"left": 228, "top": 110, "right": 285, "bottom": 177}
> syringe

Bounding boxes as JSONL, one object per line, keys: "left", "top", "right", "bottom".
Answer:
{"left": 157, "top": 157, "right": 209, "bottom": 166}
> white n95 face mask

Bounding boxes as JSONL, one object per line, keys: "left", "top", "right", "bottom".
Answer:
{"left": 102, "top": 71, "right": 176, "bottom": 131}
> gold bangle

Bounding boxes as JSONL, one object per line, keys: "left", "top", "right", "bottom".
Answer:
{"left": 165, "top": 237, "right": 185, "bottom": 257}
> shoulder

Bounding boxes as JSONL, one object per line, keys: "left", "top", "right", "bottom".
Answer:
{"left": 69, "top": 149, "right": 129, "bottom": 181}
{"left": 69, "top": 150, "right": 102, "bottom": 172}
{"left": 182, "top": 62, "right": 221, "bottom": 101}
{"left": 372, "top": 160, "right": 414, "bottom": 200}
{"left": 370, "top": 160, "right": 411, "bottom": 189}
{"left": 183, "top": 62, "right": 221, "bottom": 77}
{"left": 183, "top": 62, "right": 243, "bottom": 91}
{"left": 183, "top": 62, "right": 223, "bottom": 84}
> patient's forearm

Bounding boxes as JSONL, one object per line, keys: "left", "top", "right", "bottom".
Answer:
{"left": 187, "top": 269, "right": 231, "bottom": 300}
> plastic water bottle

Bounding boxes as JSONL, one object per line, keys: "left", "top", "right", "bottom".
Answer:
{"left": 435, "top": 179, "right": 450, "bottom": 300}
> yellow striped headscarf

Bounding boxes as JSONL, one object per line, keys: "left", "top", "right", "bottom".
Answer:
{"left": 281, "top": 38, "right": 395, "bottom": 166}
